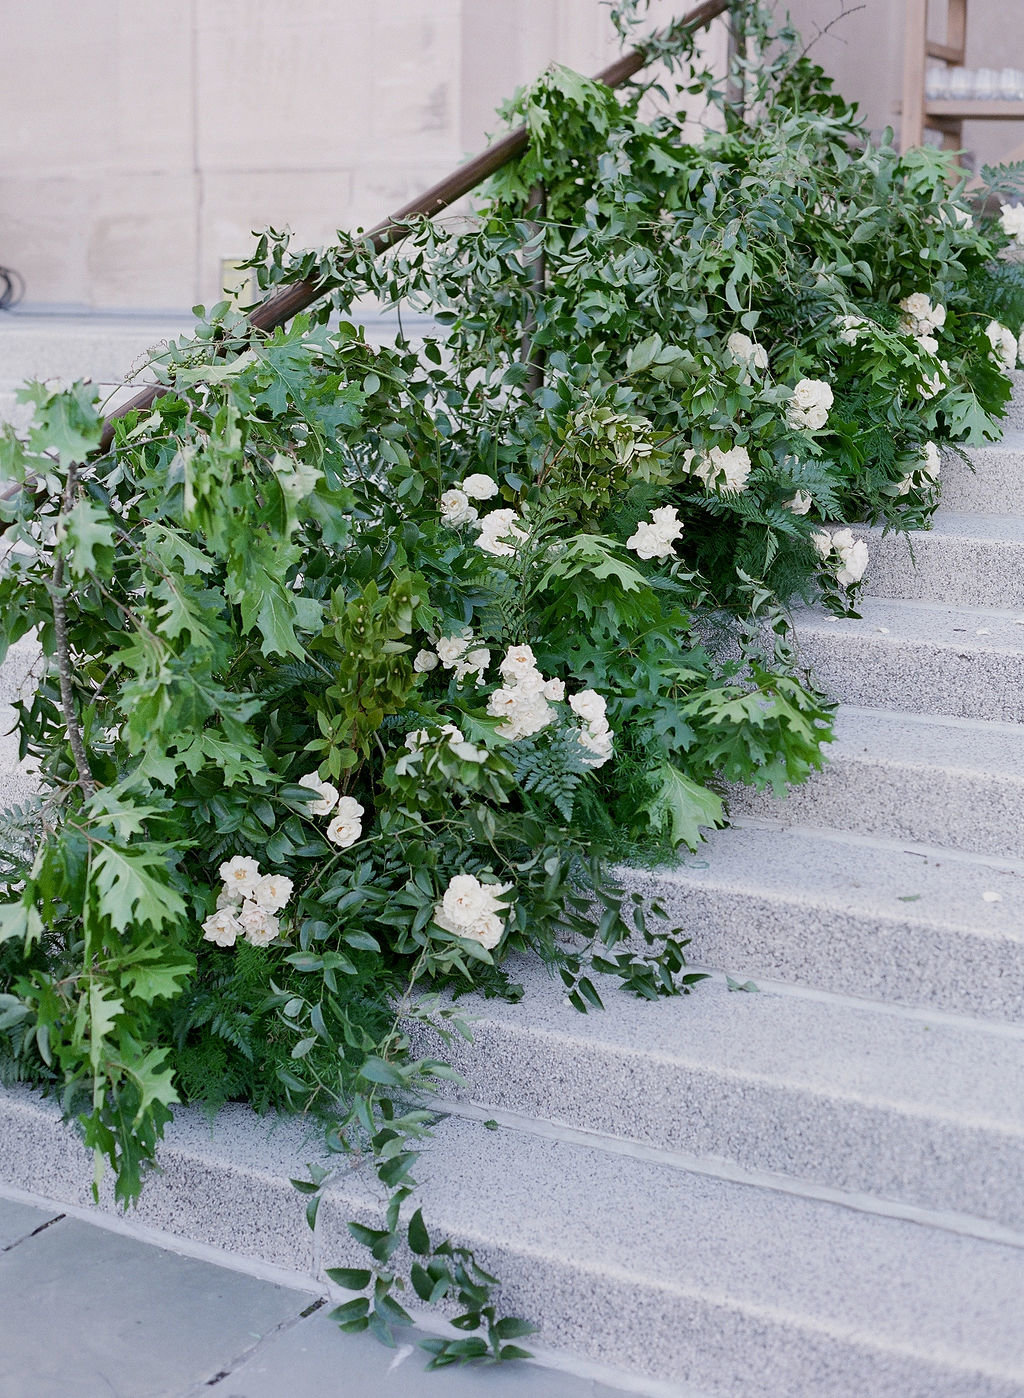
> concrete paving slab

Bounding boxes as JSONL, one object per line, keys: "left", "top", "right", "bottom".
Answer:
{"left": 212, "top": 1309, "right": 648, "bottom": 1398}
{"left": 0, "top": 1195, "right": 59, "bottom": 1249}
{"left": 0, "top": 1216, "right": 316, "bottom": 1398}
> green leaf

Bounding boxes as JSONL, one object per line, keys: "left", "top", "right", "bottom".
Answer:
{"left": 640, "top": 762, "right": 724, "bottom": 852}
{"left": 89, "top": 844, "right": 188, "bottom": 934}
{"left": 407, "top": 1207, "right": 431, "bottom": 1256}
{"left": 325, "top": 1267, "right": 372, "bottom": 1290}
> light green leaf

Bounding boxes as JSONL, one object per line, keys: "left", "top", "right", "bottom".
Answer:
{"left": 641, "top": 762, "right": 724, "bottom": 851}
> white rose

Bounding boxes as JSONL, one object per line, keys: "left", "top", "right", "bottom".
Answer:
{"left": 578, "top": 723, "right": 614, "bottom": 767}
{"left": 297, "top": 772, "right": 339, "bottom": 816}
{"left": 916, "top": 333, "right": 939, "bottom": 357}
{"left": 440, "top": 489, "right": 478, "bottom": 528}
{"left": 986, "top": 319, "right": 1017, "bottom": 374}
{"left": 216, "top": 886, "right": 241, "bottom": 910}
{"left": 238, "top": 900, "right": 281, "bottom": 948}
{"left": 453, "top": 647, "right": 490, "bottom": 684}
{"left": 1018, "top": 327, "right": 1024, "bottom": 368}
{"left": 434, "top": 874, "right": 512, "bottom": 949}
{"left": 218, "top": 855, "right": 263, "bottom": 900}
{"left": 920, "top": 442, "right": 941, "bottom": 480}
{"left": 253, "top": 874, "right": 293, "bottom": 914}
{"left": 326, "top": 796, "right": 365, "bottom": 848}
{"left": 486, "top": 686, "right": 553, "bottom": 739}
{"left": 435, "top": 633, "right": 471, "bottom": 666}
{"left": 569, "top": 689, "right": 607, "bottom": 726}
{"left": 475, "top": 509, "right": 527, "bottom": 558}
{"left": 543, "top": 678, "right": 566, "bottom": 702}
{"left": 835, "top": 537, "right": 869, "bottom": 587}
{"left": 900, "top": 291, "right": 932, "bottom": 322}
{"left": 461, "top": 473, "right": 499, "bottom": 500}
{"left": 811, "top": 531, "right": 833, "bottom": 560}
{"left": 499, "top": 645, "right": 539, "bottom": 681}
{"left": 413, "top": 649, "right": 439, "bottom": 673}
{"left": 627, "top": 521, "right": 674, "bottom": 560}
{"left": 726, "top": 332, "right": 769, "bottom": 374}
{"left": 405, "top": 727, "right": 431, "bottom": 753}
{"left": 1000, "top": 202, "right": 1024, "bottom": 244}
{"left": 830, "top": 528, "right": 855, "bottom": 552}
{"left": 785, "top": 490, "right": 812, "bottom": 515}
{"left": 836, "top": 315, "right": 867, "bottom": 346}
{"left": 202, "top": 908, "right": 241, "bottom": 948}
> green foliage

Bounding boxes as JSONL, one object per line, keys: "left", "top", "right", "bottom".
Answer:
{"left": 0, "top": 0, "right": 1018, "bottom": 1363}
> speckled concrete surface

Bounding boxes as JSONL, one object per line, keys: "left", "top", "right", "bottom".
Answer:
{"left": 622, "top": 824, "right": 1023, "bottom": 1020}
{"left": 940, "top": 433, "right": 1024, "bottom": 512}
{"left": 0, "top": 639, "right": 40, "bottom": 705}
{"left": 411, "top": 965, "right": 1024, "bottom": 1229}
{"left": 317, "top": 1116, "right": 1024, "bottom": 1398}
{"left": 727, "top": 704, "right": 1024, "bottom": 858}
{"left": 792, "top": 597, "right": 1024, "bottom": 720}
{"left": 862, "top": 513, "right": 1024, "bottom": 606}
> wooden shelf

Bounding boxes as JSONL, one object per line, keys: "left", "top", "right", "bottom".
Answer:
{"left": 926, "top": 40, "right": 965, "bottom": 63}
{"left": 925, "top": 99, "right": 1024, "bottom": 118}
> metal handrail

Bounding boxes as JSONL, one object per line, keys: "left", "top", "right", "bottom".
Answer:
{"left": 0, "top": 0, "right": 729, "bottom": 524}
{"left": 94, "top": 0, "right": 729, "bottom": 450}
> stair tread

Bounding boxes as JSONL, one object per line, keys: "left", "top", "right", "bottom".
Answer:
{"left": 450, "top": 961, "right": 1024, "bottom": 1131}
{"left": 793, "top": 595, "right": 1024, "bottom": 651}
{"left": 646, "top": 824, "right": 1021, "bottom": 939}
{"left": 829, "top": 704, "right": 1024, "bottom": 778}
{"left": 324, "top": 1115, "right": 1024, "bottom": 1388}
{"left": 864, "top": 511, "right": 1024, "bottom": 543}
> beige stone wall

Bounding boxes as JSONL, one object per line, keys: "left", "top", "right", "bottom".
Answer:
{"left": 0, "top": 0, "right": 728, "bottom": 312}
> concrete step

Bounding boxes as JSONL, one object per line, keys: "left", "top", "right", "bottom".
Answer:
{"left": 3, "top": 1086, "right": 1022, "bottom": 1397}
{"left": 623, "top": 822, "right": 1023, "bottom": 1020}
{"left": 421, "top": 964, "right": 1024, "bottom": 1231}
{"left": 0, "top": 641, "right": 40, "bottom": 705}
{"left": 792, "top": 597, "right": 1024, "bottom": 721}
{"left": 1001, "top": 370, "right": 1024, "bottom": 428}
{"left": 940, "top": 431, "right": 1024, "bottom": 514}
{"left": 0, "top": 313, "right": 189, "bottom": 389}
{"left": 863, "top": 512, "right": 1024, "bottom": 608}
{"left": 321, "top": 1115, "right": 1024, "bottom": 1397}
{"left": 0, "top": 709, "right": 37, "bottom": 809}
{"left": 727, "top": 704, "right": 1024, "bottom": 860}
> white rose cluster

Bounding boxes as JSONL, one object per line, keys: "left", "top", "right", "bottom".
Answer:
{"left": 433, "top": 873, "right": 513, "bottom": 950}
{"left": 569, "top": 688, "right": 614, "bottom": 768}
{"left": 203, "top": 856, "right": 294, "bottom": 950}
{"left": 683, "top": 443, "right": 753, "bottom": 494}
{"left": 486, "top": 645, "right": 562, "bottom": 740}
{"left": 899, "top": 292, "right": 946, "bottom": 341}
{"left": 811, "top": 527, "right": 870, "bottom": 588}
{"left": 985, "top": 319, "right": 1018, "bottom": 375}
{"left": 725, "top": 332, "right": 769, "bottom": 377}
{"left": 786, "top": 379, "right": 834, "bottom": 433}
{"left": 627, "top": 505, "right": 684, "bottom": 561}
{"left": 484, "top": 646, "right": 615, "bottom": 768}
{"left": 417, "top": 628, "right": 490, "bottom": 686}
{"left": 836, "top": 314, "right": 868, "bottom": 346}
{"left": 298, "top": 772, "right": 364, "bottom": 848}
{"left": 438, "top": 474, "right": 501, "bottom": 531}
{"left": 475, "top": 508, "right": 528, "bottom": 558}
{"left": 895, "top": 441, "right": 941, "bottom": 496}
{"left": 999, "top": 202, "right": 1024, "bottom": 247}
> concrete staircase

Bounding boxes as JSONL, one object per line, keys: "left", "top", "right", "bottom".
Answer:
{"left": 0, "top": 327, "right": 1023, "bottom": 1396}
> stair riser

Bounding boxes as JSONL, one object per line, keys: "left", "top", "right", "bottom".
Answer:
{"left": 317, "top": 1192, "right": 1021, "bottom": 1398}
{"left": 864, "top": 533, "right": 1024, "bottom": 608}
{"left": 621, "top": 871, "right": 1024, "bottom": 1021}
{"left": 0, "top": 645, "right": 39, "bottom": 705}
{"left": 940, "top": 448, "right": 1024, "bottom": 515}
{"left": 421, "top": 1023, "right": 1024, "bottom": 1230}
{"left": 796, "top": 631, "right": 1024, "bottom": 722}
{"left": 727, "top": 764, "right": 1024, "bottom": 862}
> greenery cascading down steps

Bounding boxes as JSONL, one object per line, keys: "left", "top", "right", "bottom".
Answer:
{"left": 2, "top": 0, "right": 1024, "bottom": 1368}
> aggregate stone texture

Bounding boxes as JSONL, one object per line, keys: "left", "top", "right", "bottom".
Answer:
{"left": 791, "top": 597, "right": 1024, "bottom": 721}
{"left": 0, "top": 638, "right": 41, "bottom": 704}
{"left": 941, "top": 433, "right": 1024, "bottom": 513}
{"left": 622, "top": 824, "right": 1024, "bottom": 1020}
{"left": 411, "top": 965, "right": 1024, "bottom": 1229}
{"left": 317, "top": 1117, "right": 1024, "bottom": 1398}
{"left": 213, "top": 1309, "right": 645, "bottom": 1398}
{"left": 0, "top": 1086, "right": 344, "bottom": 1272}
{"left": 862, "top": 512, "right": 1024, "bottom": 607}
{"left": 726, "top": 704, "right": 1024, "bottom": 859}
{"left": 0, "top": 1215, "right": 315, "bottom": 1398}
